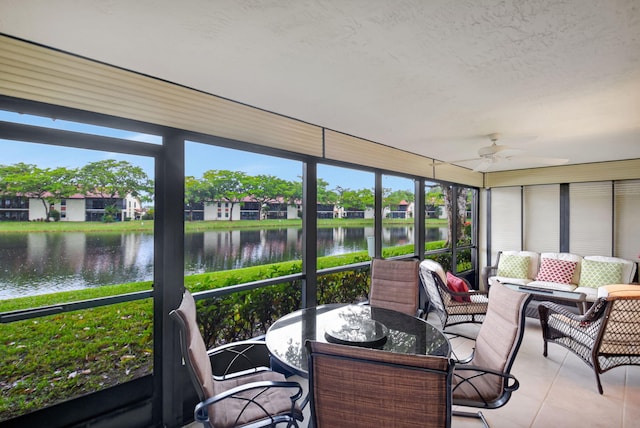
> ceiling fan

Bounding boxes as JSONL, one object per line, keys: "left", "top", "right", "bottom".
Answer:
{"left": 451, "top": 133, "right": 569, "bottom": 172}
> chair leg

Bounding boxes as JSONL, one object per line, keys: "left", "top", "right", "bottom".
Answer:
{"left": 595, "top": 370, "right": 604, "bottom": 395}
{"left": 453, "top": 410, "right": 490, "bottom": 428}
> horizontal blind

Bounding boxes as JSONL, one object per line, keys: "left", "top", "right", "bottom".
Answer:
{"left": 324, "top": 130, "right": 435, "bottom": 179}
{"left": 433, "top": 162, "right": 483, "bottom": 188}
{"left": 614, "top": 180, "right": 640, "bottom": 263}
{"left": 569, "top": 182, "right": 612, "bottom": 256}
{"left": 524, "top": 185, "right": 560, "bottom": 252}
{"left": 490, "top": 187, "right": 522, "bottom": 262}
{"left": 486, "top": 159, "right": 640, "bottom": 187}
{"left": 0, "top": 35, "right": 323, "bottom": 157}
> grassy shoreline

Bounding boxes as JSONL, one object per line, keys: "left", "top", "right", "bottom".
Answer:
{"left": 0, "top": 217, "right": 447, "bottom": 233}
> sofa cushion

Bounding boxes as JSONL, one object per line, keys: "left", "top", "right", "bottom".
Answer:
{"left": 527, "top": 280, "right": 577, "bottom": 292}
{"left": 446, "top": 271, "right": 471, "bottom": 302}
{"left": 540, "top": 253, "right": 583, "bottom": 284}
{"left": 579, "top": 259, "right": 623, "bottom": 288}
{"left": 490, "top": 277, "right": 531, "bottom": 287}
{"left": 536, "top": 258, "right": 578, "bottom": 284}
{"left": 573, "top": 286, "right": 599, "bottom": 302}
{"left": 584, "top": 255, "right": 637, "bottom": 284}
{"left": 501, "top": 251, "right": 540, "bottom": 279}
{"left": 497, "top": 254, "right": 530, "bottom": 279}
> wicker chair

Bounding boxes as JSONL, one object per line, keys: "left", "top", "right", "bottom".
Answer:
{"left": 451, "top": 282, "right": 532, "bottom": 428}
{"left": 538, "top": 284, "right": 640, "bottom": 394}
{"left": 368, "top": 258, "right": 422, "bottom": 317}
{"left": 419, "top": 259, "right": 489, "bottom": 330}
{"left": 305, "top": 340, "right": 453, "bottom": 428}
{"left": 170, "top": 290, "right": 304, "bottom": 428}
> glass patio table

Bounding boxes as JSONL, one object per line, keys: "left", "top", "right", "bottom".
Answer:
{"left": 265, "top": 303, "right": 451, "bottom": 378}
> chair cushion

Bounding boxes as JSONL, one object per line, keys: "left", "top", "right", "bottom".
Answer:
{"left": 212, "top": 370, "right": 299, "bottom": 428}
{"left": 579, "top": 259, "right": 624, "bottom": 288}
{"left": 369, "top": 258, "right": 420, "bottom": 316}
{"left": 598, "top": 284, "right": 640, "bottom": 298}
{"left": 536, "top": 258, "right": 578, "bottom": 284}
{"left": 446, "top": 271, "right": 470, "bottom": 302}
{"left": 497, "top": 254, "right": 530, "bottom": 279}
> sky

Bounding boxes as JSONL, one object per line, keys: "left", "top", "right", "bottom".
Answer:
{"left": 0, "top": 110, "right": 414, "bottom": 192}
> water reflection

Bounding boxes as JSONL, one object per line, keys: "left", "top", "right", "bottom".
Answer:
{"left": 0, "top": 232, "right": 153, "bottom": 299}
{"left": 0, "top": 226, "right": 446, "bottom": 299}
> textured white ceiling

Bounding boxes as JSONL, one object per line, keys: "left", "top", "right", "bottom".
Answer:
{"left": 1, "top": 0, "right": 639, "bottom": 171}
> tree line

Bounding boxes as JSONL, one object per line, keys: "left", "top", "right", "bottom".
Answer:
{"left": 0, "top": 161, "right": 463, "bottom": 236}
{"left": 0, "top": 160, "right": 153, "bottom": 221}
{"left": 185, "top": 170, "right": 440, "bottom": 221}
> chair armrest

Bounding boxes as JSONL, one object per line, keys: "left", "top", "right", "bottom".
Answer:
{"left": 538, "top": 298, "right": 607, "bottom": 324}
{"left": 451, "top": 347, "right": 475, "bottom": 364}
{"left": 208, "top": 340, "right": 272, "bottom": 379}
{"left": 194, "top": 380, "right": 303, "bottom": 424}
{"left": 453, "top": 365, "right": 519, "bottom": 394}
{"left": 441, "top": 281, "right": 489, "bottom": 300}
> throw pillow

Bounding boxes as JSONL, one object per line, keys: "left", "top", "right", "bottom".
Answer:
{"left": 497, "top": 254, "right": 530, "bottom": 279}
{"left": 446, "top": 271, "right": 471, "bottom": 302}
{"left": 579, "top": 259, "right": 623, "bottom": 288}
{"left": 536, "top": 258, "right": 578, "bottom": 284}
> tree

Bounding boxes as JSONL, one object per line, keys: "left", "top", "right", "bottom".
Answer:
{"left": 200, "top": 170, "right": 249, "bottom": 221}
{"left": 442, "top": 186, "right": 469, "bottom": 246}
{"left": 340, "top": 188, "right": 374, "bottom": 211}
{"left": 425, "top": 185, "right": 444, "bottom": 218}
{"left": 384, "top": 189, "right": 414, "bottom": 208}
{"left": 317, "top": 178, "right": 338, "bottom": 205}
{"left": 0, "top": 163, "right": 77, "bottom": 221}
{"left": 184, "top": 176, "right": 206, "bottom": 221}
{"left": 246, "top": 174, "right": 291, "bottom": 220}
{"left": 77, "top": 160, "right": 153, "bottom": 222}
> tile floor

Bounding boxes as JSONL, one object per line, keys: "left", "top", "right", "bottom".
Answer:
{"left": 185, "top": 315, "right": 640, "bottom": 428}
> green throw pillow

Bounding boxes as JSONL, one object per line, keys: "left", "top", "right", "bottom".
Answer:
{"left": 497, "top": 254, "right": 530, "bottom": 279}
{"left": 579, "top": 259, "right": 623, "bottom": 288}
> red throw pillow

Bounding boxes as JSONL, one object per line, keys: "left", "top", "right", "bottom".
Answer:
{"left": 535, "top": 258, "right": 578, "bottom": 284}
{"left": 446, "top": 271, "right": 471, "bottom": 302}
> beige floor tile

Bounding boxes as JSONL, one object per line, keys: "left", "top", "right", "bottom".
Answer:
{"left": 184, "top": 314, "right": 640, "bottom": 428}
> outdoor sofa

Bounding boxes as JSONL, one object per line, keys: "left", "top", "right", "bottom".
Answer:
{"left": 482, "top": 251, "right": 638, "bottom": 304}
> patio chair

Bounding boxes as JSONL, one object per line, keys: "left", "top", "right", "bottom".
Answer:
{"left": 170, "top": 289, "right": 304, "bottom": 428}
{"left": 305, "top": 340, "right": 453, "bottom": 428}
{"left": 451, "top": 282, "right": 532, "bottom": 428}
{"left": 538, "top": 284, "right": 640, "bottom": 394}
{"left": 368, "top": 258, "right": 422, "bottom": 317}
{"left": 419, "top": 259, "right": 489, "bottom": 330}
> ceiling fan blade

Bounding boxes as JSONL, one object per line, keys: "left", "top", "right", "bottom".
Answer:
{"left": 447, "top": 157, "right": 483, "bottom": 163}
{"left": 473, "top": 159, "right": 493, "bottom": 172}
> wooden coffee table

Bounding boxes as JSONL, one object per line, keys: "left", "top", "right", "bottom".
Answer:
{"left": 501, "top": 282, "right": 588, "bottom": 315}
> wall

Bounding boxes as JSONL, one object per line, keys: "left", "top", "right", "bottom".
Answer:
{"left": 483, "top": 180, "right": 640, "bottom": 276}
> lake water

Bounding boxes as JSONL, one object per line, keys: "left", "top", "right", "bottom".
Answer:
{"left": 0, "top": 226, "right": 446, "bottom": 299}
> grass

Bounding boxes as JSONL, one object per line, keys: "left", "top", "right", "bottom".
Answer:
{"left": 0, "top": 217, "right": 447, "bottom": 233}
{"left": 0, "top": 254, "right": 373, "bottom": 421}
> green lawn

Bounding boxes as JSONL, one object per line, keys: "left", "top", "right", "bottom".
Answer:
{"left": 0, "top": 217, "right": 446, "bottom": 233}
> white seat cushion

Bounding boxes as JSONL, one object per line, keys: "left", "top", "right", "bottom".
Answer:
{"left": 573, "top": 286, "right": 599, "bottom": 302}
{"left": 527, "top": 280, "right": 577, "bottom": 292}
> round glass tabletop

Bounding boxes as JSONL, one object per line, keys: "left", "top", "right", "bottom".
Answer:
{"left": 265, "top": 303, "right": 451, "bottom": 377}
